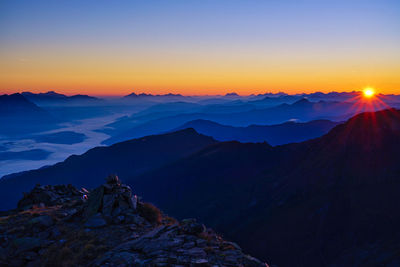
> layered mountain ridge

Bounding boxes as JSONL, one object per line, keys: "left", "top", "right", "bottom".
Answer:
{"left": 1, "top": 108, "right": 400, "bottom": 266}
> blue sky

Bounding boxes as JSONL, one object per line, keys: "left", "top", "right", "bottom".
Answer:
{"left": 1, "top": 0, "right": 399, "bottom": 95}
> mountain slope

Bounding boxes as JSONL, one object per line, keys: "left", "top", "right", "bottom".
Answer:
{"left": 0, "top": 93, "right": 58, "bottom": 135}
{"left": 132, "top": 108, "right": 400, "bottom": 266}
{"left": 0, "top": 129, "right": 217, "bottom": 210}
{"left": 3, "top": 109, "right": 400, "bottom": 265}
{"left": 0, "top": 177, "right": 267, "bottom": 266}
{"left": 174, "top": 119, "right": 340, "bottom": 145}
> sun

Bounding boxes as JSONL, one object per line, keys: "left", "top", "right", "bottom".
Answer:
{"left": 363, "top": 88, "right": 375, "bottom": 98}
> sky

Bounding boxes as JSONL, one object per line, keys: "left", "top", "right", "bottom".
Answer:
{"left": 0, "top": 0, "right": 399, "bottom": 96}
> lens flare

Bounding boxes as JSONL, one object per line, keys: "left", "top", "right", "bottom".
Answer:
{"left": 363, "top": 88, "right": 375, "bottom": 98}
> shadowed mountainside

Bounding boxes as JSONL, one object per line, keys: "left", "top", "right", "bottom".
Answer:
{"left": 0, "top": 129, "right": 217, "bottom": 210}
{"left": 132, "top": 108, "right": 400, "bottom": 266}
{"left": 2, "top": 109, "right": 400, "bottom": 266}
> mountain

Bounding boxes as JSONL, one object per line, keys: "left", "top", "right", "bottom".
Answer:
{"left": 0, "top": 176, "right": 266, "bottom": 266}
{"left": 3, "top": 109, "right": 400, "bottom": 265}
{"left": 0, "top": 93, "right": 59, "bottom": 135}
{"left": 0, "top": 129, "right": 217, "bottom": 211}
{"left": 174, "top": 119, "right": 340, "bottom": 145}
{"left": 0, "top": 93, "right": 49, "bottom": 116}
{"left": 248, "top": 94, "right": 301, "bottom": 107}
{"left": 103, "top": 98, "right": 359, "bottom": 145}
{"left": 122, "top": 92, "right": 193, "bottom": 103}
{"left": 100, "top": 101, "right": 256, "bottom": 138}
{"left": 21, "top": 91, "right": 100, "bottom": 106}
{"left": 131, "top": 108, "right": 400, "bottom": 266}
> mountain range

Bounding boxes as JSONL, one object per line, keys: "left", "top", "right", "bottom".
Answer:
{"left": 1, "top": 108, "right": 400, "bottom": 265}
{"left": 21, "top": 91, "right": 100, "bottom": 106}
{"left": 173, "top": 119, "right": 340, "bottom": 145}
{"left": 102, "top": 98, "right": 370, "bottom": 145}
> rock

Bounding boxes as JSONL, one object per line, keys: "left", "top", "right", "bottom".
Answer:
{"left": 183, "top": 247, "right": 207, "bottom": 258}
{"left": 142, "top": 225, "right": 167, "bottom": 239}
{"left": 196, "top": 239, "right": 207, "bottom": 248}
{"left": 181, "top": 219, "right": 206, "bottom": 235}
{"left": 83, "top": 186, "right": 104, "bottom": 219}
{"left": 221, "top": 241, "right": 242, "bottom": 251}
{"left": 191, "top": 258, "right": 209, "bottom": 266}
{"left": 85, "top": 213, "right": 107, "bottom": 228}
{"left": 102, "top": 194, "right": 116, "bottom": 218}
{"left": 182, "top": 241, "right": 195, "bottom": 249}
{"left": 17, "top": 184, "right": 84, "bottom": 210}
{"left": 105, "top": 251, "right": 137, "bottom": 265}
{"left": 113, "top": 215, "right": 125, "bottom": 224}
{"left": 21, "top": 251, "right": 38, "bottom": 261}
{"left": 29, "top": 215, "right": 54, "bottom": 228}
{"left": 243, "top": 254, "right": 267, "bottom": 266}
{"left": 12, "top": 237, "right": 43, "bottom": 253}
{"left": 129, "top": 195, "right": 138, "bottom": 210}
{"left": 106, "top": 174, "right": 121, "bottom": 185}
{"left": 2, "top": 178, "right": 268, "bottom": 267}
{"left": 125, "top": 213, "right": 146, "bottom": 225}
{"left": 0, "top": 246, "right": 8, "bottom": 260}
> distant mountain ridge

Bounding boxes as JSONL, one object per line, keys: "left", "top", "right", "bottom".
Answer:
{"left": 174, "top": 119, "right": 340, "bottom": 145}
{"left": 0, "top": 93, "right": 59, "bottom": 135}
{"left": 21, "top": 91, "right": 100, "bottom": 105}
{"left": 103, "top": 98, "right": 368, "bottom": 145}
{"left": 2, "top": 96, "right": 400, "bottom": 265}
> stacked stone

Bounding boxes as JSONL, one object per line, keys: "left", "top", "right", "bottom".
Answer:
{"left": 1, "top": 177, "right": 268, "bottom": 267}
{"left": 84, "top": 175, "right": 138, "bottom": 227}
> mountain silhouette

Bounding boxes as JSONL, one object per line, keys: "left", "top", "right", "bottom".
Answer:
{"left": 173, "top": 119, "right": 340, "bottom": 145}
{"left": 22, "top": 91, "right": 99, "bottom": 105}
{"left": 2, "top": 109, "right": 400, "bottom": 265}
{"left": 0, "top": 93, "right": 58, "bottom": 135}
{"left": 103, "top": 99, "right": 359, "bottom": 144}
{"left": 131, "top": 108, "right": 400, "bottom": 266}
{"left": 0, "top": 129, "right": 216, "bottom": 210}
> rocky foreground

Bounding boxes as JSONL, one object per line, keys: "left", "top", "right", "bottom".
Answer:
{"left": 0, "top": 176, "right": 268, "bottom": 267}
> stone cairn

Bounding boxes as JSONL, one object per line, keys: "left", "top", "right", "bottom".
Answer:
{"left": 83, "top": 175, "right": 138, "bottom": 227}
{"left": 2, "top": 176, "right": 268, "bottom": 266}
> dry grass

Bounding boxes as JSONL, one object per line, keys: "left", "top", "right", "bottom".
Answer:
{"left": 137, "top": 202, "right": 162, "bottom": 225}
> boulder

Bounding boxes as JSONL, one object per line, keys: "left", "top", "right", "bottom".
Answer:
{"left": 181, "top": 218, "right": 206, "bottom": 235}
{"left": 85, "top": 213, "right": 107, "bottom": 228}
{"left": 12, "top": 237, "right": 43, "bottom": 253}
{"left": 83, "top": 186, "right": 104, "bottom": 219}
{"left": 29, "top": 215, "right": 54, "bottom": 228}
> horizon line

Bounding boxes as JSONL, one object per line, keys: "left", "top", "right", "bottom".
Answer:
{"left": 1, "top": 89, "right": 389, "bottom": 98}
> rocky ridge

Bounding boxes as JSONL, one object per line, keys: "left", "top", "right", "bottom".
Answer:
{"left": 0, "top": 175, "right": 267, "bottom": 266}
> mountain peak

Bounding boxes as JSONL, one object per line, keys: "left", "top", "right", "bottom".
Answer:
{"left": 0, "top": 176, "right": 267, "bottom": 266}
{"left": 322, "top": 108, "right": 400, "bottom": 149}
{"left": 292, "top": 97, "right": 311, "bottom": 106}
{"left": 225, "top": 92, "right": 239, "bottom": 96}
